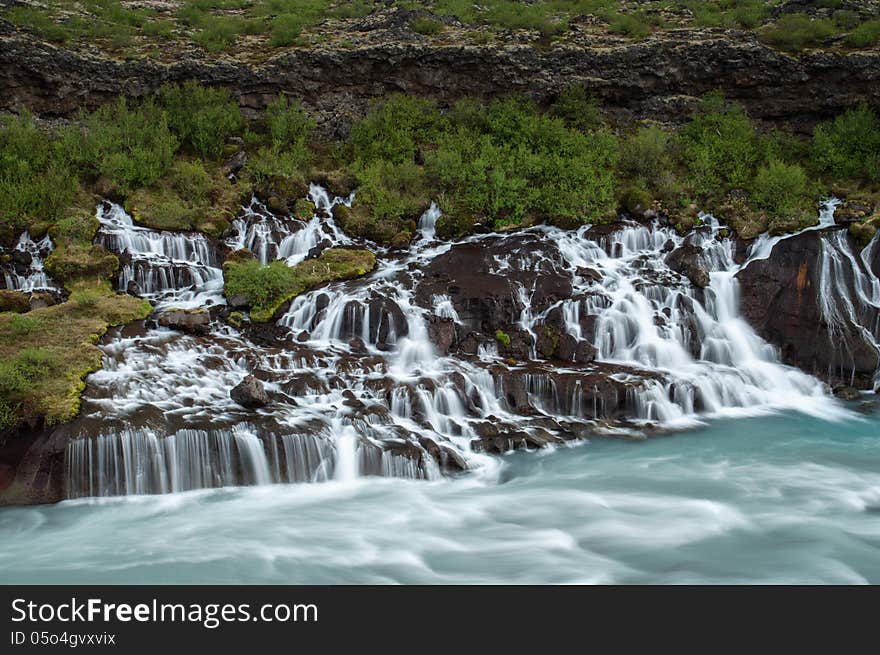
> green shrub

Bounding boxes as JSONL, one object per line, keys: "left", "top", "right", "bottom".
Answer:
{"left": 0, "top": 112, "right": 77, "bottom": 231}
{"left": 169, "top": 160, "right": 212, "bottom": 198}
{"left": 833, "top": 10, "right": 861, "bottom": 31}
{"left": 607, "top": 12, "right": 651, "bottom": 39}
{"left": 61, "top": 98, "right": 178, "bottom": 194}
{"left": 410, "top": 17, "right": 444, "bottom": 35}
{"left": 760, "top": 14, "right": 835, "bottom": 51}
{"left": 550, "top": 85, "right": 604, "bottom": 132}
{"left": 680, "top": 93, "right": 763, "bottom": 195}
{"left": 5, "top": 7, "right": 71, "bottom": 43}
{"left": 264, "top": 95, "right": 315, "bottom": 148}
{"left": 8, "top": 314, "right": 43, "bottom": 335}
{"left": 811, "top": 105, "right": 880, "bottom": 182}
{"left": 495, "top": 329, "right": 511, "bottom": 348}
{"left": 269, "top": 14, "right": 307, "bottom": 47}
{"left": 351, "top": 95, "right": 448, "bottom": 165}
{"left": 846, "top": 20, "right": 880, "bottom": 48}
{"left": 0, "top": 401, "right": 17, "bottom": 432}
{"left": 159, "top": 82, "right": 243, "bottom": 158}
{"left": 751, "top": 159, "right": 809, "bottom": 220}
{"left": 619, "top": 126, "right": 673, "bottom": 188}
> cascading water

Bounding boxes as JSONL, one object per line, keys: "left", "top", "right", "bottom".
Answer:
{"left": 96, "top": 202, "right": 225, "bottom": 309}
{"left": 64, "top": 189, "right": 863, "bottom": 499}
{"left": 1, "top": 231, "right": 56, "bottom": 292}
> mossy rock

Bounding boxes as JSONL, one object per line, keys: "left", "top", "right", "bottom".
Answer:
{"left": 0, "top": 290, "right": 30, "bottom": 314}
{"left": 0, "top": 281, "right": 151, "bottom": 431}
{"left": 768, "top": 210, "right": 818, "bottom": 236}
{"left": 293, "top": 197, "right": 315, "bottom": 221}
{"left": 849, "top": 215, "right": 880, "bottom": 246}
{"left": 312, "top": 169, "right": 358, "bottom": 197}
{"left": 44, "top": 244, "right": 119, "bottom": 284}
{"left": 715, "top": 196, "right": 768, "bottom": 240}
{"left": 223, "top": 247, "right": 377, "bottom": 322}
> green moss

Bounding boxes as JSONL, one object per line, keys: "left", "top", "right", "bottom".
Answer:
{"left": 495, "top": 329, "right": 511, "bottom": 348}
{"left": 0, "top": 280, "right": 150, "bottom": 431}
{"left": 124, "top": 158, "right": 241, "bottom": 234}
{"left": 224, "top": 248, "right": 376, "bottom": 322}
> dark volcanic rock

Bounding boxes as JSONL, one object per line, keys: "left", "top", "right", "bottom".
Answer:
{"left": 3, "top": 27, "right": 879, "bottom": 135}
{"left": 415, "top": 234, "right": 571, "bottom": 344}
{"left": 665, "top": 243, "right": 710, "bottom": 289}
{"left": 737, "top": 229, "right": 880, "bottom": 389}
{"left": 230, "top": 375, "right": 269, "bottom": 408}
{"left": 427, "top": 316, "right": 456, "bottom": 355}
{"left": 156, "top": 308, "right": 211, "bottom": 334}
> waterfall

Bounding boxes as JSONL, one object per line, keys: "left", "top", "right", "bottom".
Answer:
{"left": 817, "top": 229, "right": 880, "bottom": 388}
{"left": 64, "top": 189, "right": 865, "bottom": 500}
{"left": 96, "top": 202, "right": 225, "bottom": 309}
{"left": 2, "top": 231, "right": 55, "bottom": 292}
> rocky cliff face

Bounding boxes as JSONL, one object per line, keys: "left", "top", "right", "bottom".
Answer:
{"left": 738, "top": 228, "right": 880, "bottom": 389}
{"left": 2, "top": 24, "right": 879, "bottom": 134}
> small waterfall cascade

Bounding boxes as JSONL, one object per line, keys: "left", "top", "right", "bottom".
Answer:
{"left": 1, "top": 231, "right": 56, "bottom": 292}
{"left": 96, "top": 202, "right": 225, "bottom": 309}
{"left": 817, "top": 228, "right": 880, "bottom": 388}
{"left": 64, "top": 191, "right": 862, "bottom": 500}
{"left": 226, "top": 186, "right": 351, "bottom": 266}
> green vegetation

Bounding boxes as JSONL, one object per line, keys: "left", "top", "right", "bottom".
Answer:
{"left": 4, "top": 0, "right": 880, "bottom": 57}
{"left": 410, "top": 16, "right": 444, "bottom": 35}
{"left": 759, "top": 13, "right": 835, "bottom": 51}
{"left": 124, "top": 159, "right": 243, "bottom": 235}
{"left": 223, "top": 248, "right": 376, "bottom": 321}
{"left": 0, "top": 280, "right": 150, "bottom": 430}
{"left": 0, "top": 112, "right": 78, "bottom": 239}
{"left": 846, "top": 20, "right": 880, "bottom": 47}
{"left": 811, "top": 104, "right": 880, "bottom": 183}
{"left": 61, "top": 97, "right": 178, "bottom": 195}
{"left": 159, "top": 82, "right": 243, "bottom": 159}
{"left": 495, "top": 329, "right": 511, "bottom": 348}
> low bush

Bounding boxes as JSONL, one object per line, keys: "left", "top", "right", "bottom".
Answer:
{"left": 751, "top": 159, "right": 810, "bottom": 224}
{"left": 159, "top": 82, "right": 243, "bottom": 159}
{"left": 846, "top": 20, "right": 880, "bottom": 48}
{"left": 811, "top": 105, "right": 880, "bottom": 182}
{"left": 60, "top": 97, "right": 178, "bottom": 194}
{"left": 410, "top": 17, "right": 444, "bottom": 35}
{"left": 760, "top": 14, "right": 835, "bottom": 51}
{"left": 0, "top": 113, "right": 77, "bottom": 234}
{"left": 679, "top": 93, "right": 763, "bottom": 196}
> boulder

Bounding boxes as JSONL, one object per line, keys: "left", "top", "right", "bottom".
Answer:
{"left": 156, "top": 308, "right": 211, "bottom": 334}
{"left": 834, "top": 200, "right": 874, "bottom": 225}
{"left": 737, "top": 229, "right": 880, "bottom": 389}
{"left": 427, "top": 316, "right": 456, "bottom": 355}
{"left": 230, "top": 375, "right": 269, "bottom": 408}
{"left": 665, "top": 243, "right": 710, "bottom": 288}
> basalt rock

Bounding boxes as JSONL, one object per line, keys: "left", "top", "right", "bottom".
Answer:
{"left": 737, "top": 229, "right": 880, "bottom": 389}
{"left": 3, "top": 27, "right": 880, "bottom": 135}
{"left": 156, "top": 308, "right": 212, "bottom": 334}
{"left": 665, "top": 243, "right": 710, "bottom": 289}
{"left": 230, "top": 375, "right": 269, "bottom": 408}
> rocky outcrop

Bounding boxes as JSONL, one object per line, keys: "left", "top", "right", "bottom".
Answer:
{"left": 737, "top": 228, "right": 880, "bottom": 389}
{"left": 156, "top": 307, "right": 212, "bottom": 334}
{"left": 230, "top": 375, "right": 269, "bottom": 408}
{"left": 2, "top": 25, "right": 879, "bottom": 134}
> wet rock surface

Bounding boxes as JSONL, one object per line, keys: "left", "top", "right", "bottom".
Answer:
{"left": 230, "top": 375, "right": 269, "bottom": 408}
{"left": 3, "top": 195, "right": 879, "bottom": 505}
{"left": 737, "top": 228, "right": 880, "bottom": 389}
